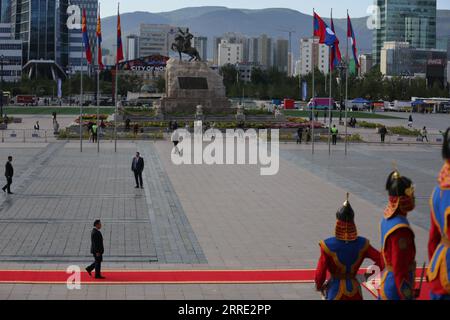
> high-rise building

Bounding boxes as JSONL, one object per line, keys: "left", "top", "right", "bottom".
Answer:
{"left": 273, "top": 38, "right": 289, "bottom": 74}
{"left": 67, "top": 0, "right": 98, "bottom": 75}
{"left": 217, "top": 39, "right": 243, "bottom": 66}
{"left": 213, "top": 33, "right": 247, "bottom": 65}
{"left": 0, "top": 23, "right": 22, "bottom": 82}
{"left": 11, "top": 0, "right": 70, "bottom": 79}
{"left": 193, "top": 36, "right": 207, "bottom": 61}
{"left": 298, "top": 37, "right": 329, "bottom": 76}
{"left": 359, "top": 53, "right": 373, "bottom": 76}
{"left": 380, "top": 41, "right": 447, "bottom": 87}
{"left": 372, "top": 0, "right": 437, "bottom": 66}
{"left": 126, "top": 34, "right": 140, "bottom": 61}
{"left": 139, "top": 24, "right": 180, "bottom": 58}
{"left": 248, "top": 37, "right": 259, "bottom": 64}
{"left": 0, "top": 0, "right": 11, "bottom": 23}
{"left": 257, "top": 34, "right": 272, "bottom": 69}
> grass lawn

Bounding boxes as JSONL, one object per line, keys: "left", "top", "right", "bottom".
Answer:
{"left": 3, "top": 107, "right": 116, "bottom": 115}
{"left": 283, "top": 110, "right": 404, "bottom": 119}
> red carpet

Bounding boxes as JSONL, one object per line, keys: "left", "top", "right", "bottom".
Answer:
{"left": 0, "top": 269, "right": 316, "bottom": 285}
{"left": 0, "top": 268, "right": 432, "bottom": 299}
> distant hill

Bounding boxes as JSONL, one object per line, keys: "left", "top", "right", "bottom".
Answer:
{"left": 100, "top": 6, "right": 449, "bottom": 61}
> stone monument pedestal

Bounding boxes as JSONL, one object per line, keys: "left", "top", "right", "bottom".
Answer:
{"left": 160, "top": 58, "right": 231, "bottom": 114}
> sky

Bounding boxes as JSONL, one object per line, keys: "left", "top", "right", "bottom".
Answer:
{"left": 101, "top": 0, "right": 450, "bottom": 18}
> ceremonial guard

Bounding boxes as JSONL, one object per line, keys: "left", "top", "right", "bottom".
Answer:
{"left": 315, "top": 194, "right": 383, "bottom": 300}
{"left": 427, "top": 128, "right": 450, "bottom": 300}
{"left": 379, "top": 168, "right": 418, "bottom": 300}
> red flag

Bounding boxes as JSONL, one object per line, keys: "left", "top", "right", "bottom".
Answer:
{"left": 82, "top": 8, "right": 92, "bottom": 65}
{"left": 348, "top": 14, "right": 360, "bottom": 69}
{"left": 96, "top": 6, "right": 104, "bottom": 70}
{"left": 116, "top": 5, "right": 124, "bottom": 64}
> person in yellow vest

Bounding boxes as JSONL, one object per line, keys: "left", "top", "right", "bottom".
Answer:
{"left": 92, "top": 123, "right": 98, "bottom": 143}
{"left": 331, "top": 125, "right": 339, "bottom": 145}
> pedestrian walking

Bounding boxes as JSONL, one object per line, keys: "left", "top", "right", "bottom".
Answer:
{"left": 2, "top": 156, "right": 13, "bottom": 194}
{"left": 306, "top": 127, "right": 311, "bottom": 143}
{"left": 131, "top": 152, "right": 144, "bottom": 189}
{"left": 379, "top": 125, "right": 388, "bottom": 143}
{"left": 53, "top": 120, "right": 59, "bottom": 135}
{"left": 33, "top": 121, "right": 40, "bottom": 131}
{"left": 133, "top": 123, "right": 139, "bottom": 137}
{"left": 421, "top": 126, "right": 428, "bottom": 142}
{"left": 172, "top": 130, "right": 180, "bottom": 155}
{"left": 408, "top": 115, "right": 413, "bottom": 128}
{"left": 92, "top": 123, "right": 98, "bottom": 143}
{"left": 85, "top": 220, "right": 105, "bottom": 279}
{"left": 297, "top": 127, "right": 304, "bottom": 144}
{"left": 331, "top": 125, "right": 338, "bottom": 145}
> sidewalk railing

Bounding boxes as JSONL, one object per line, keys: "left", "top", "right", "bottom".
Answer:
{"left": 0, "top": 129, "right": 54, "bottom": 143}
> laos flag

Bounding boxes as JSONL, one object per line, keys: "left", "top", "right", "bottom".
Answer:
{"left": 82, "top": 8, "right": 92, "bottom": 65}
{"left": 330, "top": 13, "right": 342, "bottom": 71}
{"left": 313, "top": 11, "right": 337, "bottom": 46}
{"left": 348, "top": 14, "right": 360, "bottom": 69}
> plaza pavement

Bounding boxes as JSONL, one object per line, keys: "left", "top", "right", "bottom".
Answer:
{"left": 0, "top": 138, "right": 438, "bottom": 299}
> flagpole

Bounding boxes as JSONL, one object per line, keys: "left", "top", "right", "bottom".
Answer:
{"left": 328, "top": 10, "right": 332, "bottom": 156}
{"left": 97, "top": 3, "right": 101, "bottom": 153}
{"left": 311, "top": 8, "right": 315, "bottom": 155}
{"left": 345, "top": 10, "right": 349, "bottom": 156}
{"left": 114, "top": 2, "right": 120, "bottom": 153}
{"left": 80, "top": 24, "right": 84, "bottom": 153}
{"left": 328, "top": 46, "right": 332, "bottom": 156}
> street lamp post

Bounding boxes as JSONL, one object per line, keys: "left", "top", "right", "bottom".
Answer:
{"left": 0, "top": 55, "right": 4, "bottom": 119}
{"left": 336, "top": 60, "right": 348, "bottom": 154}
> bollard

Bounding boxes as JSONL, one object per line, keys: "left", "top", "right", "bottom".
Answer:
{"left": 45, "top": 131, "right": 47, "bottom": 143}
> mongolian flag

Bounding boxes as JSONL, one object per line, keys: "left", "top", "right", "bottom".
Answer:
{"left": 313, "top": 11, "right": 337, "bottom": 46}
{"left": 116, "top": 5, "right": 124, "bottom": 64}
{"left": 96, "top": 6, "right": 104, "bottom": 70}
{"left": 82, "top": 8, "right": 92, "bottom": 65}
{"left": 347, "top": 14, "right": 360, "bottom": 69}
{"left": 330, "top": 12, "right": 342, "bottom": 71}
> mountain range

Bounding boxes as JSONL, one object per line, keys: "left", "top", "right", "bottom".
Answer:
{"left": 100, "top": 6, "right": 450, "bottom": 61}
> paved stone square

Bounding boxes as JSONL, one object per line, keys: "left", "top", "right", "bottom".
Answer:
{"left": 0, "top": 138, "right": 440, "bottom": 299}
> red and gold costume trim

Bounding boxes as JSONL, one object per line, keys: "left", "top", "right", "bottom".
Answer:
{"left": 384, "top": 196, "right": 415, "bottom": 219}
{"left": 335, "top": 221, "right": 358, "bottom": 242}
{"left": 438, "top": 160, "right": 450, "bottom": 189}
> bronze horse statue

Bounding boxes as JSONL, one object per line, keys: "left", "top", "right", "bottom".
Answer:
{"left": 171, "top": 29, "right": 201, "bottom": 62}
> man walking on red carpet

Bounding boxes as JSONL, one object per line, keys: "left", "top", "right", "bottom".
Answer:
{"left": 86, "top": 220, "right": 105, "bottom": 279}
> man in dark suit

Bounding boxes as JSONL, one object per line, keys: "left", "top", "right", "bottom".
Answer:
{"left": 2, "top": 156, "right": 13, "bottom": 194}
{"left": 86, "top": 220, "right": 105, "bottom": 279}
{"left": 131, "top": 152, "right": 144, "bottom": 189}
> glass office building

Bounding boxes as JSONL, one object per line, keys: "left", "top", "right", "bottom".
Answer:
{"left": 11, "top": 0, "right": 69, "bottom": 78}
{"left": 373, "top": 0, "right": 437, "bottom": 66}
{"left": 0, "top": 0, "right": 11, "bottom": 23}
